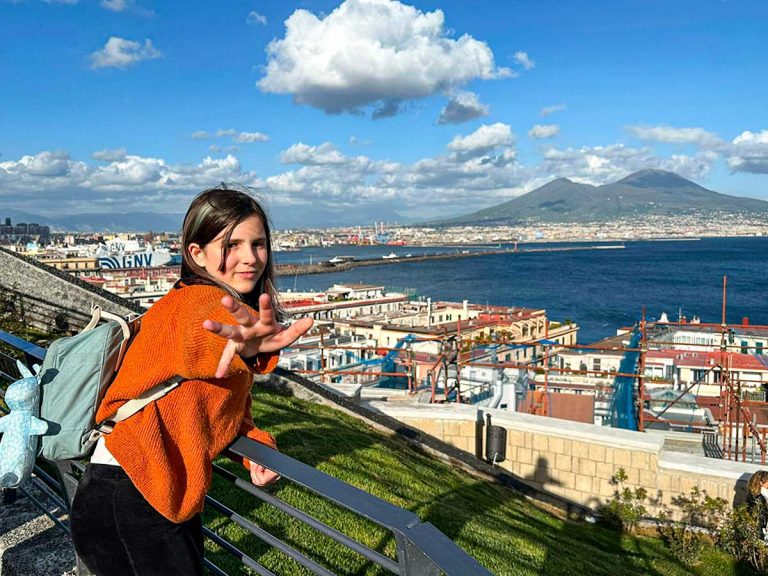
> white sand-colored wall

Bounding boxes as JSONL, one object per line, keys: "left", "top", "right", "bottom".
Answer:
{"left": 368, "top": 402, "right": 761, "bottom": 513}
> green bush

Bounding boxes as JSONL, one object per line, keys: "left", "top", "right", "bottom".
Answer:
{"left": 716, "top": 503, "right": 768, "bottom": 573}
{"left": 598, "top": 468, "right": 648, "bottom": 533}
{"left": 656, "top": 486, "right": 727, "bottom": 567}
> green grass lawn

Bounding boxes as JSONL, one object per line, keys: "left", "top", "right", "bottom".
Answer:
{"left": 204, "top": 387, "right": 755, "bottom": 576}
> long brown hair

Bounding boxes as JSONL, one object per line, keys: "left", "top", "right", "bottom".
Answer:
{"left": 180, "top": 184, "right": 282, "bottom": 318}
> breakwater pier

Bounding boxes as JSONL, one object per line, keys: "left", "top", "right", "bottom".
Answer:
{"left": 275, "top": 244, "right": 624, "bottom": 276}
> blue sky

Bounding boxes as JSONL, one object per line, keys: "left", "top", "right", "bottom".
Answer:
{"left": 1, "top": 0, "right": 766, "bottom": 227}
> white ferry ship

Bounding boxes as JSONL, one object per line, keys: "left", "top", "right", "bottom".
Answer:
{"left": 95, "top": 239, "right": 173, "bottom": 269}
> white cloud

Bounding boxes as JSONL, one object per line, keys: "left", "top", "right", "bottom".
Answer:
{"left": 101, "top": 0, "right": 127, "bottom": 11}
{"left": 628, "top": 124, "right": 721, "bottom": 147}
{"left": 281, "top": 142, "right": 350, "bottom": 165}
{"left": 662, "top": 151, "right": 719, "bottom": 180}
{"left": 42, "top": 0, "right": 78, "bottom": 4}
{"left": 0, "top": 150, "right": 77, "bottom": 177}
{"left": 247, "top": 11, "right": 267, "bottom": 25}
{"left": 0, "top": 151, "right": 258, "bottom": 213}
{"left": 437, "top": 91, "right": 489, "bottom": 124}
{"left": 447, "top": 123, "right": 515, "bottom": 155}
{"left": 733, "top": 130, "right": 768, "bottom": 146}
{"left": 540, "top": 144, "right": 718, "bottom": 184}
{"left": 209, "top": 144, "right": 240, "bottom": 153}
{"left": 528, "top": 124, "right": 560, "bottom": 139}
{"left": 233, "top": 131, "right": 270, "bottom": 143}
{"left": 540, "top": 103, "right": 565, "bottom": 117}
{"left": 727, "top": 130, "right": 768, "bottom": 174}
{"left": 258, "top": 0, "right": 510, "bottom": 116}
{"left": 88, "top": 155, "right": 166, "bottom": 187}
{"left": 193, "top": 129, "right": 269, "bottom": 144}
{"left": 98, "top": 0, "right": 153, "bottom": 15}
{"left": 513, "top": 51, "right": 535, "bottom": 70}
{"left": 89, "top": 37, "right": 162, "bottom": 69}
{"left": 92, "top": 148, "right": 127, "bottom": 161}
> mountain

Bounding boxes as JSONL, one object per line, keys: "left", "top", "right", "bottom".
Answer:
{"left": 0, "top": 209, "right": 185, "bottom": 233}
{"left": 51, "top": 212, "right": 186, "bottom": 233}
{"left": 0, "top": 203, "right": 419, "bottom": 233}
{"left": 436, "top": 170, "right": 768, "bottom": 225}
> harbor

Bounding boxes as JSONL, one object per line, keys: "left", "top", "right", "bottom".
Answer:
{"left": 275, "top": 243, "right": 625, "bottom": 276}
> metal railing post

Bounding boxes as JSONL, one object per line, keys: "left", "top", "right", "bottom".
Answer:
{"left": 394, "top": 533, "right": 441, "bottom": 576}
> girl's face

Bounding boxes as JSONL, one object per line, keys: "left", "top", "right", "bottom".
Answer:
{"left": 189, "top": 214, "right": 268, "bottom": 295}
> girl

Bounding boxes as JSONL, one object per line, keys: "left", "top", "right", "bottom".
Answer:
{"left": 69, "top": 185, "right": 312, "bottom": 576}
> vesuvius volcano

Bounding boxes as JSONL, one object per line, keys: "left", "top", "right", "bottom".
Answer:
{"left": 437, "top": 170, "right": 768, "bottom": 225}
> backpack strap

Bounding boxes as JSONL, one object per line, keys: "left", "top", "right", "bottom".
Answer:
{"left": 90, "top": 375, "right": 184, "bottom": 438}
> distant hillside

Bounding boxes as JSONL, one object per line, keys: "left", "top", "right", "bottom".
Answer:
{"left": 0, "top": 209, "right": 185, "bottom": 233}
{"left": 437, "top": 170, "right": 768, "bottom": 225}
{"left": 0, "top": 203, "right": 419, "bottom": 233}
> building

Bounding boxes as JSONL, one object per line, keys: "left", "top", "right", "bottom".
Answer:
{"left": 0, "top": 218, "right": 50, "bottom": 243}
{"left": 282, "top": 283, "right": 409, "bottom": 321}
{"left": 282, "top": 289, "right": 579, "bottom": 410}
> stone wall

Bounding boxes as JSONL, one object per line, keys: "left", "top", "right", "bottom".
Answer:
{"left": 369, "top": 402, "right": 761, "bottom": 515}
{"left": 0, "top": 247, "right": 142, "bottom": 334}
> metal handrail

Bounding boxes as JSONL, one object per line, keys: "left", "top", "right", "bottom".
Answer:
{"left": 0, "top": 329, "right": 492, "bottom": 576}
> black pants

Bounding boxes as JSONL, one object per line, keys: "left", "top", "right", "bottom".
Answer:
{"left": 70, "top": 464, "right": 204, "bottom": 576}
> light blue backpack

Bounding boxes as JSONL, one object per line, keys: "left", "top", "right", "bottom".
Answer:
{"left": 37, "top": 305, "right": 182, "bottom": 461}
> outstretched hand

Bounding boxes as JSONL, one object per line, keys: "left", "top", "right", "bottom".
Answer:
{"left": 203, "top": 294, "right": 313, "bottom": 378}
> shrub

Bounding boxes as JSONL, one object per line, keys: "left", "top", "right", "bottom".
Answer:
{"left": 656, "top": 486, "right": 727, "bottom": 566}
{"left": 716, "top": 502, "right": 768, "bottom": 573}
{"left": 598, "top": 468, "right": 648, "bottom": 533}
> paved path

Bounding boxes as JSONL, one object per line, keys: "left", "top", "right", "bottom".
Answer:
{"left": 0, "top": 481, "right": 76, "bottom": 576}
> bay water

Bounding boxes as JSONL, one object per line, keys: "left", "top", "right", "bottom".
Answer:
{"left": 275, "top": 237, "right": 768, "bottom": 344}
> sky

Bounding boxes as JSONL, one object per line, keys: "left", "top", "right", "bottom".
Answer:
{"left": 1, "top": 0, "right": 767, "bottom": 228}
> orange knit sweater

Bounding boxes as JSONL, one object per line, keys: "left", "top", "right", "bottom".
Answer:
{"left": 96, "top": 284, "right": 279, "bottom": 523}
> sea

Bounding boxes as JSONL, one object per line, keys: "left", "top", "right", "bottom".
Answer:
{"left": 274, "top": 236, "right": 768, "bottom": 345}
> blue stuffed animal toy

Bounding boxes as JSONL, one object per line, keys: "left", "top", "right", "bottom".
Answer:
{"left": 0, "top": 361, "right": 47, "bottom": 488}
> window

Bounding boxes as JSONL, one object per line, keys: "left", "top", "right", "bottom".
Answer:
{"left": 757, "top": 342, "right": 764, "bottom": 355}
{"left": 593, "top": 358, "right": 601, "bottom": 372}
{"left": 741, "top": 340, "right": 749, "bottom": 354}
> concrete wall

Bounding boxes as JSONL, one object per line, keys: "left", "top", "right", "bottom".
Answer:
{"left": 0, "top": 247, "right": 142, "bottom": 334}
{"left": 369, "top": 402, "right": 761, "bottom": 515}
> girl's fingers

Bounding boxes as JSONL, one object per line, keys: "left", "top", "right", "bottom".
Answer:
{"left": 221, "top": 296, "right": 256, "bottom": 327}
{"left": 215, "top": 340, "right": 239, "bottom": 378}
{"left": 257, "top": 293, "right": 276, "bottom": 327}
{"left": 203, "top": 319, "right": 240, "bottom": 340}
{"left": 259, "top": 317, "right": 314, "bottom": 352}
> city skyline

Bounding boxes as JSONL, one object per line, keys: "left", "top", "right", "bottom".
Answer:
{"left": 2, "top": 0, "right": 766, "bottom": 227}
